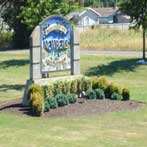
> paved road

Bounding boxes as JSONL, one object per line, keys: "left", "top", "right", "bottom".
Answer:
{"left": 0, "top": 48, "right": 144, "bottom": 56}
{"left": 80, "top": 50, "right": 143, "bottom": 56}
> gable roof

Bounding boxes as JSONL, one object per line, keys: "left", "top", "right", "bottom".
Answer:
{"left": 80, "top": 7, "right": 118, "bottom": 17}
{"left": 93, "top": 8, "right": 118, "bottom": 17}
{"left": 66, "top": 11, "right": 80, "bottom": 20}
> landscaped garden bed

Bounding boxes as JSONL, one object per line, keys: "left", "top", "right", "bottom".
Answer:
{"left": 0, "top": 98, "right": 144, "bottom": 117}
{"left": 0, "top": 76, "right": 144, "bottom": 117}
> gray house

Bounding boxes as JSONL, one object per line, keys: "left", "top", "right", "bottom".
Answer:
{"left": 75, "top": 8, "right": 130, "bottom": 27}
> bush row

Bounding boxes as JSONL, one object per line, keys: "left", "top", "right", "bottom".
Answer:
{"left": 44, "top": 94, "right": 77, "bottom": 112}
{"left": 28, "top": 76, "right": 130, "bottom": 116}
{"left": 42, "top": 77, "right": 92, "bottom": 98}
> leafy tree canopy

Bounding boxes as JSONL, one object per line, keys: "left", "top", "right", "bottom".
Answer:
{"left": 19, "top": 0, "right": 78, "bottom": 32}
{"left": 0, "top": 0, "right": 78, "bottom": 48}
{"left": 120, "top": 0, "right": 147, "bottom": 30}
{"left": 120, "top": 0, "right": 147, "bottom": 60}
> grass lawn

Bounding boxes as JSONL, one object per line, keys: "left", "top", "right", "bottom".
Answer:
{"left": 80, "top": 28, "right": 147, "bottom": 51}
{"left": 0, "top": 51, "right": 29, "bottom": 102}
{"left": 0, "top": 107, "right": 147, "bottom": 147}
{"left": 0, "top": 51, "right": 147, "bottom": 147}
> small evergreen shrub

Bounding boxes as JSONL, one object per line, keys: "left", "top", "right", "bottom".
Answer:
{"left": 86, "top": 89, "right": 96, "bottom": 99}
{"left": 105, "top": 82, "right": 122, "bottom": 99}
{"left": 54, "top": 81, "right": 63, "bottom": 95}
{"left": 28, "top": 84, "right": 42, "bottom": 100}
{"left": 111, "top": 92, "right": 122, "bottom": 100}
{"left": 47, "top": 96, "right": 58, "bottom": 109}
{"left": 0, "top": 31, "right": 13, "bottom": 48}
{"left": 97, "top": 76, "right": 108, "bottom": 90}
{"left": 30, "top": 92, "right": 44, "bottom": 116}
{"left": 62, "top": 81, "right": 71, "bottom": 95}
{"left": 55, "top": 94, "right": 69, "bottom": 107}
{"left": 84, "top": 78, "right": 92, "bottom": 91}
{"left": 122, "top": 88, "right": 130, "bottom": 101}
{"left": 44, "top": 100, "right": 50, "bottom": 112}
{"left": 66, "top": 94, "right": 77, "bottom": 104}
{"left": 91, "top": 77, "right": 99, "bottom": 89}
{"left": 70, "top": 80, "right": 78, "bottom": 94}
{"left": 77, "top": 78, "right": 82, "bottom": 94}
{"left": 95, "top": 89, "right": 105, "bottom": 99}
{"left": 42, "top": 84, "right": 54, "bottom": 98}
{"left": 80, "top": 78, "right": 92, "bottom": 92}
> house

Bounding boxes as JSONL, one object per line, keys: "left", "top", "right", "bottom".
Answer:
{"left": 66, "top": 11, "right": 80, "bottom": 24}
{"left": 71, "top": 8, "right": 130, "bottom": 27}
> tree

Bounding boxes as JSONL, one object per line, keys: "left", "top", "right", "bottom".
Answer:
{"left": 0, "top": 0, "right": 28, "bottom": 48}
{"left": 19, "top": 0, "right": 78, "bottom": 32}
{"left": 120, "top": 0, "right": 147, "bottom": 61}
{"left": 0, "top": 0, "right": 78, "bottom": 48}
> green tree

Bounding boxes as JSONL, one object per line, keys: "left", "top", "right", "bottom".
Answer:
{"left": 19, "top": 0, "right": 78, "bottom": 32}
{"left": 120, "top": 0, "right": 147, "bottom": 61}
{"left": 0, "top": 0, "right": 78, "bottom": 48}
{"left": 0, "top": 0, "right": 28, "bottom": 48}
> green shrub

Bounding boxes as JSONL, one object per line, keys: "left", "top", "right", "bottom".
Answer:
{"left": 44, "top": 100, "right": 50, "bottom": 112}
{"left": 55, "top": 94, "right": 69, "bottom": 107}
{"left": 30, "top": 92, "right": 44, "bottom": 116}
{"left": 97, "top": 76, "right": 108, "bottom": 90}
{"left": 91, "top": 77, "right": 99, "bottom": 89}
{"left": 42, "top": 84, "right": 54, "bottom": 98}
{"left": 0, "top": 31, "right": 13, "bottom": 48}
{"left": 62, "top": 81, "right": 71, "bottom": 95}
{"left": 95, "top": 89, "right": 105, "bottom": 99}
{"left": 105, "top": 82, "right": 122, "bottom": 99}
{"left": 70, "top": 79, "right": 78, "bottom": 94}
{"left": 28, "top": 84, "right": 42, "bottom": 100}
{"left": 80, "top": 77, "right": 92, "bottom": 92}
{"left": 47, "top": 96, "right": 58, "bottom": 109}
{"left": 122, "top": 88, "right": 130, "bottom": 101}
{"left": 77, "top": 78, "right": 82, "bottom": 94}
{"left": 54, "top": 81, "right": 63, "bottom": 95}
{"left": 111, "top": 92, "right": 122, "bottom": 100}
{"left": 66, "top": 94, "right": 77, "bottom": 104}
{"left": 86, "top": 89, "right": 96, "bottom": 99}
{"left": 84, "top": 78, "right": 92, "bottom": 91}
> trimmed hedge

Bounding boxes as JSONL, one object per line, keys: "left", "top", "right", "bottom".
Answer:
{"left": 105, "top": 82, "right": 122, "bottom": 99}
{"left": 46, "top": 96, "right": 58, "bottom": 109}
{"left": 86, "top": 89, "right": 96, "bottom": 99}
{"left": 55, "top": 94, "right": 69, "bottom": 107}
{"left": 30, "top": 92, "right": 44, "bottom": 116}
{"left": 95, "top": 89, "right": 105, "bottom": 99}
{"left": 66, "top": 94, "right": 77, "bottom": 104}
{"left": 111, "top": 92, "right": 122, "bottom": 100}
{"left": 122, "top": 88, "right": 130, "bottom": 101}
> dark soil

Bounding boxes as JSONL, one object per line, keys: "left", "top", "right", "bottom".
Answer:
{"left": 0, "top": 98, "right": 144, "bottom": 117}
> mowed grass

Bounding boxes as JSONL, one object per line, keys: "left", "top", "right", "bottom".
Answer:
{"left": 0, "top": 51, "right": 147, "bottom": 102}
{"left": 81, "top": 55, "right": 147, "bottom": 102}
{"left": 0, "top": 105, "right": 147, "bottom": 146}
{"left": 0, "top": 51, "right": 147, "bottom": 146}
{"left": 80, "top": 28, "right": 147, "bottom": 51}
{"left": 0, "top": 51, "right": 29, "bottom": 102}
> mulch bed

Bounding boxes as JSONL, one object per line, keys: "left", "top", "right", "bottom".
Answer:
{"left": 0, "top": 98, "right": 144, "bottom": 117}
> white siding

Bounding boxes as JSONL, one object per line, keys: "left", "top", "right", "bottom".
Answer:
{"left": 78, "top": 10, "right": 99, "bottom": 26}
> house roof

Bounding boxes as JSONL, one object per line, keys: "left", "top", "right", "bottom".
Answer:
{"left": 66, "top": 11, "right": 80, "bottom": 20}
{"left": 85, "top": 7, "right": 118, "bottom": 17}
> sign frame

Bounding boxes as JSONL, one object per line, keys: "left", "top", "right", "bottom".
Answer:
{"left": 40, "top": 15, "right": 74, "bottom": 74}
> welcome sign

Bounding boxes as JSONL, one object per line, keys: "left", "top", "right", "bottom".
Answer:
{"left": 40, "top": 16, "right": 73, "bottom": 72}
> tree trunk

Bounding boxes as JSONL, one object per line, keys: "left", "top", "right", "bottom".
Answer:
{"left": 143, "top": 29, "right": 146, "bottom": 60}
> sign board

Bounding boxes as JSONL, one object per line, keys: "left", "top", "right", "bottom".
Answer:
{"left": 40, "top": 16, "right": 73, "bottom": 73}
